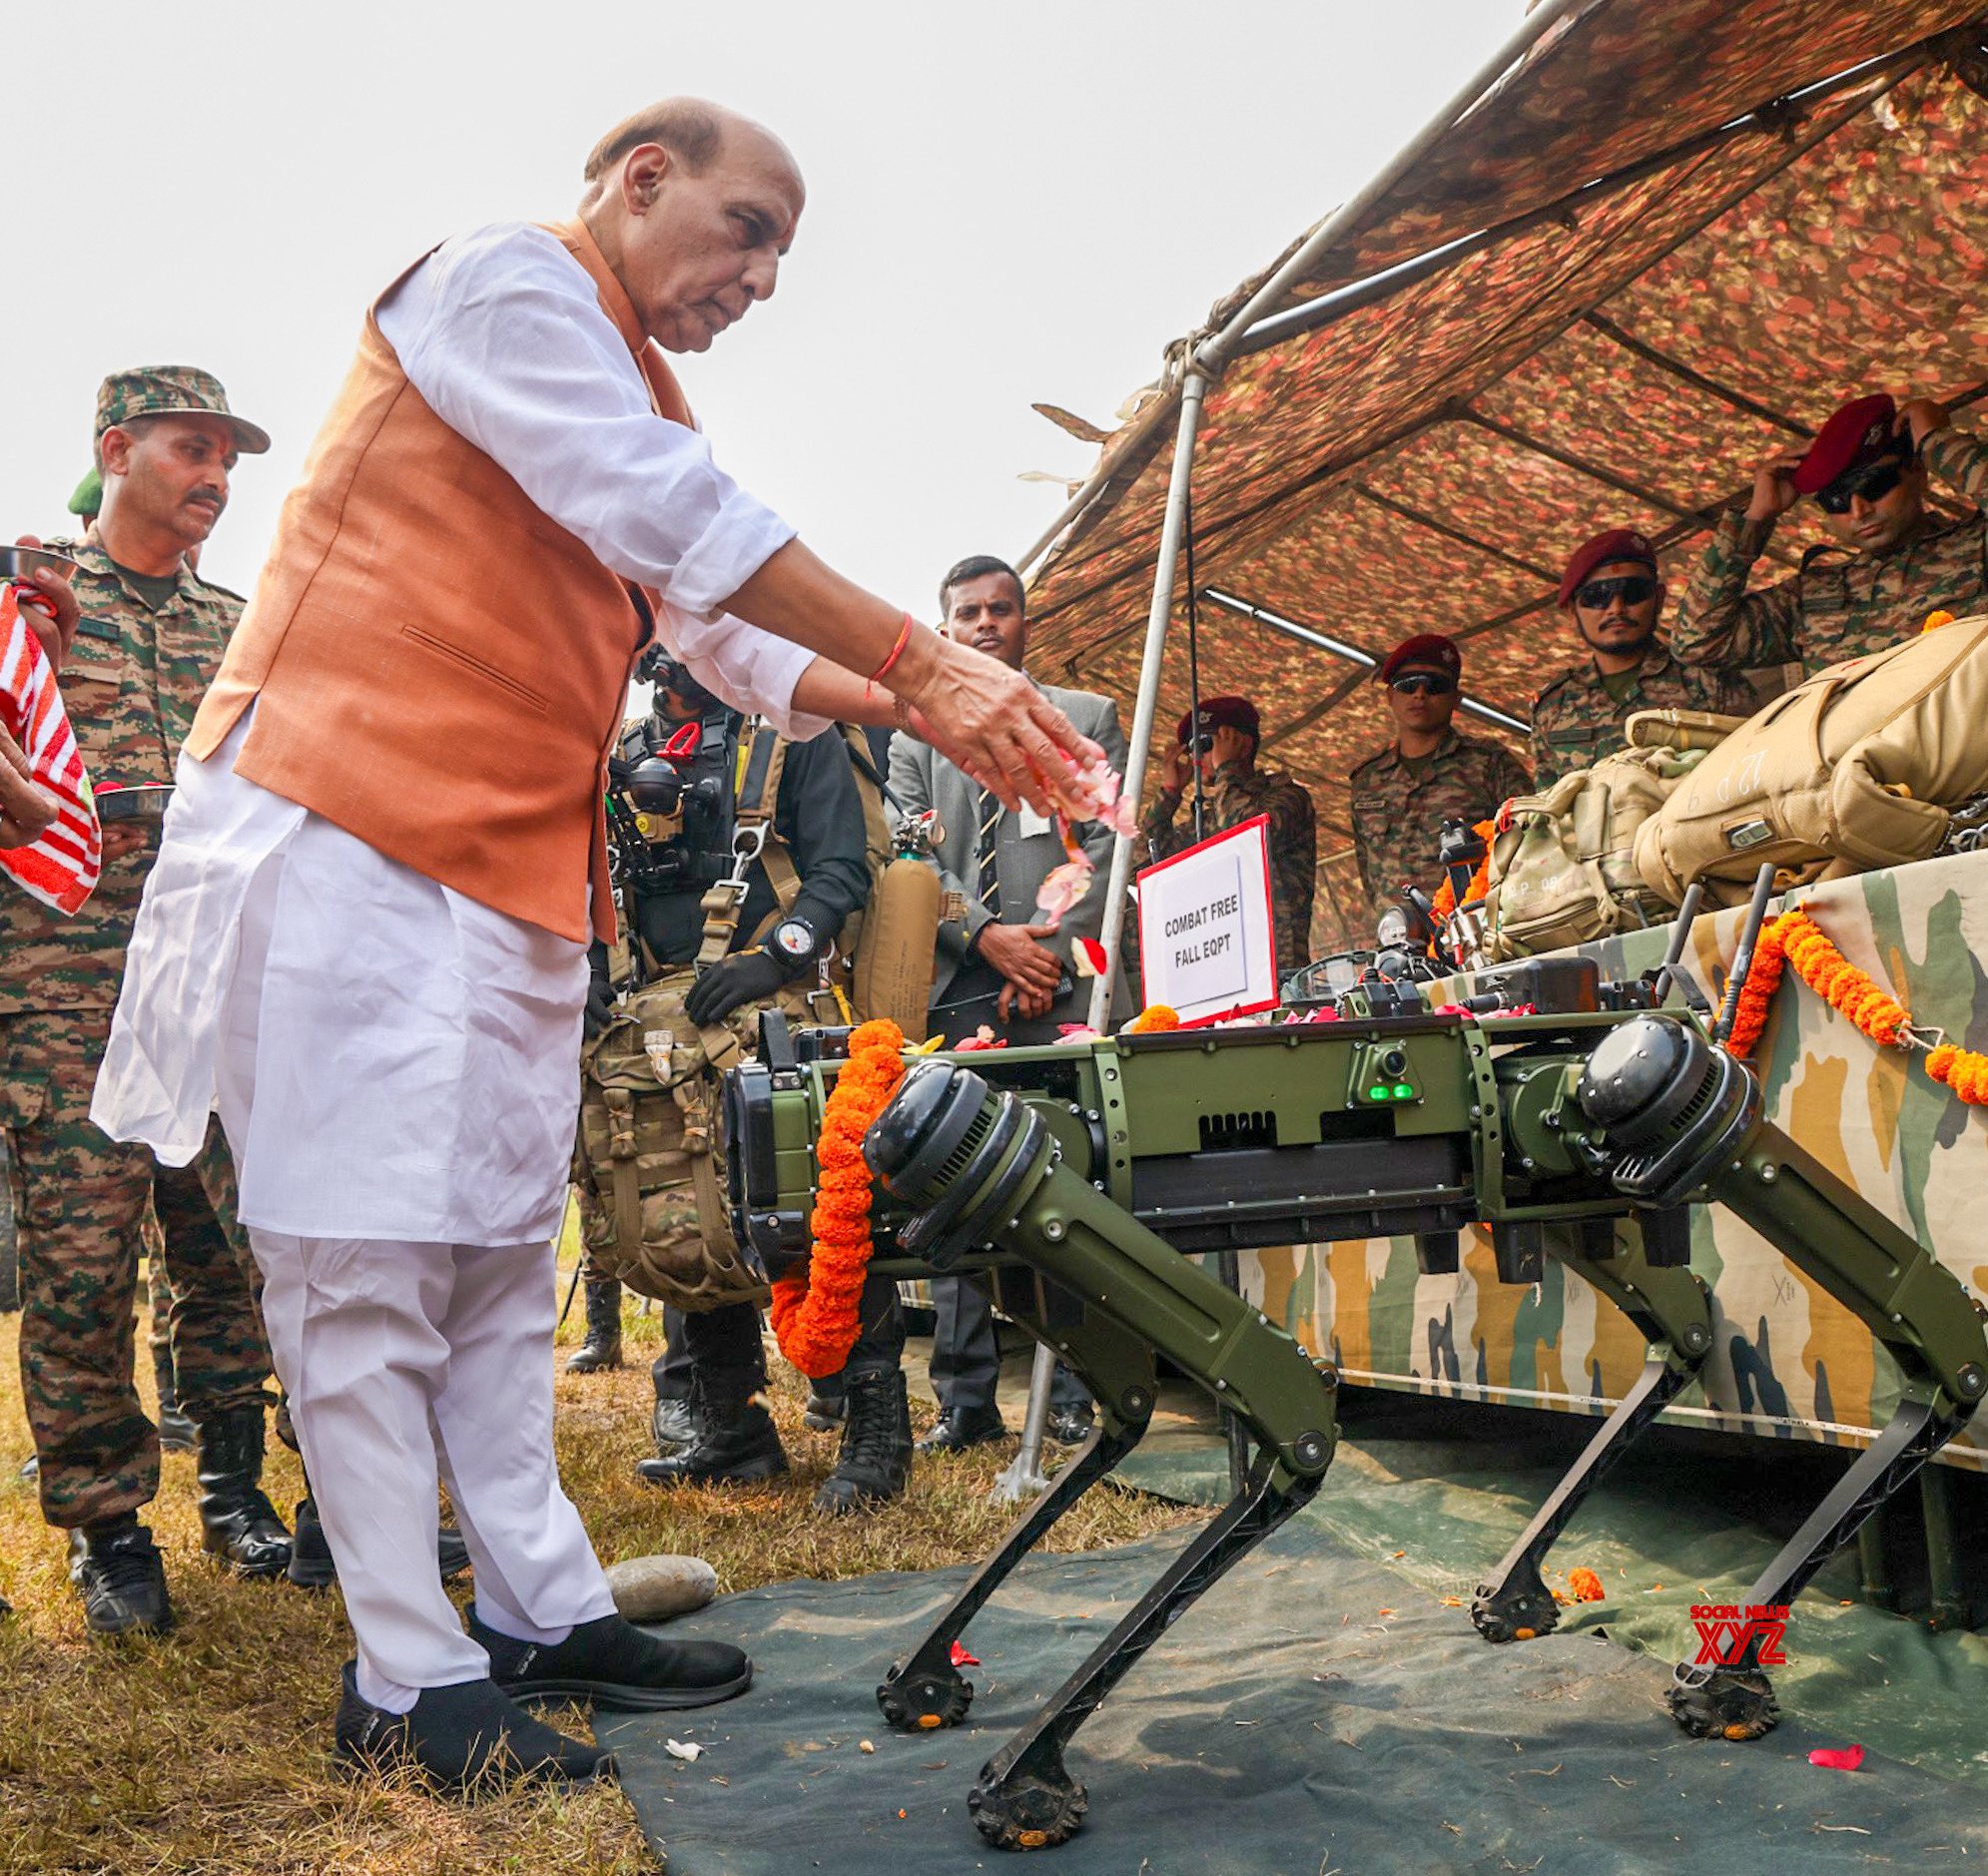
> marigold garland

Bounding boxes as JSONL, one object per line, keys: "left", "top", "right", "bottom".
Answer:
{"left": 770, "top": 1017, "right": 905, "bottom": 1378}
{"left": 1124, "top": 1004, "right": 1180, "bottom": 1034}
{"left": 1721, "top": 906, "right": 1988, "bottom": 1107}
{"left": 1719, "top": 921, "right": 1786, "bottom": 1060}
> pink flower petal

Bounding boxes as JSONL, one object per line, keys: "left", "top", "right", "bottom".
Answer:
{"left": 1807, "top": 1745, "right": 1866, "bottom": 1772}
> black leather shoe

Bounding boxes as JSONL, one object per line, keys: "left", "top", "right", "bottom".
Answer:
{"left": 332, "top": 1660, "right": 613, "bottom": 1789}
{"left": 651, "top": 1395, "right": 697, "bottom": 1454}
{"left": 470, "top": 1604, "right": 752, "bottom": 1712}
{"left": 813, "top": 1370, "right": 912, "bottom": 1516}
{"left": 69, "top": 1516, "right": 173, "bottom": 1637}
{"left": 1046, "top": 1404, "right": 1096, "bottom": 1446}
{"left": 915, "top": 1409, "right": 1008, "bottom": 1455}
{"left": 288, "top": 1496, "right": 474, "bottom": 1590}
{"left": 637, "top": 1366, "right": 788, "bottom": 1488}
{"left": 196, "top": 1405, "right": 293, "bottom": 1577}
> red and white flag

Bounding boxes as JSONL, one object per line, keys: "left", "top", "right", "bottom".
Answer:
{"left": 0, "top": 582, "right": 101, "bottom": 915}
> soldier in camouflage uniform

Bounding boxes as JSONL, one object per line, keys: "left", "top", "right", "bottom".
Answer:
{"left": 1673, "top": 392, "right": 1988, "bottom": 678}
{"left": 1531, "top": 526, "right": 1753, "bottom": 789}
{"left": 1347, "top": 634, "right": 1532, "bottom": 927}
{"left": 54, "top": 458, "right": 201, "bottom": 1455}
{"left": 6, "top": 368, "right": 291, "bottom": 1637}
{"left": 582, "top": 661, "right": 902, "bottom": 1515}
{"left": 1143, "top": 693, "right": 1318, "bottom": 977}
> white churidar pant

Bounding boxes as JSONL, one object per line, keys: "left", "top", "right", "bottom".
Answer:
{"left": 247, "top": 1230, "right": 615, "bottom": 1709}
{"left": 119, "top": 712, "right": 619, "bottom": 1711}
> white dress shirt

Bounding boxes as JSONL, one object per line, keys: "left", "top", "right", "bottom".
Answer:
{"left": 94, "top": 223, "right": 832, "bottom": 1240}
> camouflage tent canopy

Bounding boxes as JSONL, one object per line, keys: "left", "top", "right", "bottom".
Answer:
{"left": 1021, "top": 0, "right": 1988, "bottom": 952}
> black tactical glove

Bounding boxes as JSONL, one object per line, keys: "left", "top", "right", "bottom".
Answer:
{"left": 584, "top": 975, "right": 617, "bottom": 1040}
{"left": 684, "top": 946, "right": 790, "bottom": 1026}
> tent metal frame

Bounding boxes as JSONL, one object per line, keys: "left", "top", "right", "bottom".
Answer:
{"left": 1077, "top": 11, "right": 1966, "bottom": 1025}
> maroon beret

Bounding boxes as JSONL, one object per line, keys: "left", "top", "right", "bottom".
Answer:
{"left": 1377, "top": 633, "right": 1462, "bottom": 684}
{"left": 1558, "top": 527, "right": 1658, "bottom": 607}
{"left": 1793, "top": 393, "right": 1899, "bottom": 495}
{"left": 1174, "top": 694, "right": 1260, "bottom": 746}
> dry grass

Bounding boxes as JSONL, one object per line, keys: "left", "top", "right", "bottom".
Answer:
{"left": 0, "top": 1266, "right": 1192, "bottom": 1876}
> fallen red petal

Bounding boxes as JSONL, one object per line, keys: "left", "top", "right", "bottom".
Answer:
{"left": 1807, "top": 1745, "right": 1866, "bottom": 1772}
{"left": 950, "top": 1640, "right": 981, "bottom": 1667}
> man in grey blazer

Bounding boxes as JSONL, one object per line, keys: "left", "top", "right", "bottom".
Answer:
{"left": 887, "top": 554, "right": 1128, "bottom": 1449}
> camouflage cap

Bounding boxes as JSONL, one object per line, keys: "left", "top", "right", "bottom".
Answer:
{"left": 93, "top": 365, "right": 270, "bottom": 455}
{"left": 67, "top": 466, "right": 103, "bottom": 520}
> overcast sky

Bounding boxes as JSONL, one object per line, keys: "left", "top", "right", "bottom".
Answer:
{"left": 8, "top": 0, "right": 1521, "bottom": 608}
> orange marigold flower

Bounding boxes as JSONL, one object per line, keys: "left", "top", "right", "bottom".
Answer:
{"left": 772, "top": 1019, "right": 907, "bottom": 1378}
{"left": 1125, "top": 1004, "right": 1181, "bottom": 1034}
{"left": 1568, "top": 1566, "right": 1605, "bottom": 1602}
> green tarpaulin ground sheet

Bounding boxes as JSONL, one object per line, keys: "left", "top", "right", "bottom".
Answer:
{"left": 606, "top": 1392, "right": 1988, "bottom": 1874}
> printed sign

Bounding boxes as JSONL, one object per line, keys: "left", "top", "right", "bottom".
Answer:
{"left": 1135, "top": 814, "right": 1279, "bottom": 1025}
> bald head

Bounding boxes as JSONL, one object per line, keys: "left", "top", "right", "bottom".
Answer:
{"left": 579, "top": 98, "right": 805, "bottom": 353}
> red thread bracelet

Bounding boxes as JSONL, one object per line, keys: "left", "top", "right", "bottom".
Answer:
{"left": 869, "top": 612, "right": 914, "bottom": 685}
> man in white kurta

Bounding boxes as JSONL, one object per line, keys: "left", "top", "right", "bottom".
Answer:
{"left": 95, "top": 101, "right": 1097, "bottom": 1789}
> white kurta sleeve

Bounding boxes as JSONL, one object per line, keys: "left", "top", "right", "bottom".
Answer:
{"left": 377, "top": 223, "right": 830, "bottom": 736}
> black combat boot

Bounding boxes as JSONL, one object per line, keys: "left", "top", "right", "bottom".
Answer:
{"left": 153, "top": 1339, "right": 197, "bottom": 1453}
{"left": 813, "top": 1369, "right": 913, "bottom": 1516}
{"left": 69, "top": 1514, "right": 173, "bottom": 1637}
{"left": 803, "top": 1374, "right": 847, "bottom": 1433}
{"left": 289, "top": 1490, "right": 473, "bottom": 1590}
{"left": 287, "top": 1495, "right": 338, "bottom": 1590}
{"left": 332, "top": 1660, "right": 613, "bottom": 1790}
{"left": 635, "top": 1367, "right": 788, "bottom": 1488}
{"left": 195, "top": 1404, "right": 293, "bottom": 1577}
{"left": 565, "top": 1277, "right": 624, "bottom": 1374}
{"left": 651, "top": 1392, "right": 697, "bottom": 1454}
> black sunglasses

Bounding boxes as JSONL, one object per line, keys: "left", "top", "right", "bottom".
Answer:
{"left": 1815, "top": 454, "right": 1908, "bottom": 515}
{"left": 1389, "top": 673, "right": 1457, "bottom": 697}
{"left": 1575, "top": 573, "right": 1657, "bottom": 610}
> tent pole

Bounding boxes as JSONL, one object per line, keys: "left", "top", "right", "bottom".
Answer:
{"left": 1085, "top": 368, "right": 1209, "bottom": 1032}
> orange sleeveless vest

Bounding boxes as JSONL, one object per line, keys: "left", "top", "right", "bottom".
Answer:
{"left": 189, "top": 219, "right": 689, "bottom": 943}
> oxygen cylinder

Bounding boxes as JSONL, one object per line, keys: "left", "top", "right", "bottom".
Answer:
{"left": 852, "top": 853, "right": 942, "bottom": 1040}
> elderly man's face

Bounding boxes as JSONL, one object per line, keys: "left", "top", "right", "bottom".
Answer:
{"left": 101, "top": 414, "right": 236, "bottom": 552}
{"left": 617, "top": 127, "right": 805, "bottom": 353}
{"left": 945, "top": 571, "right": 1027, "bottom": 671}
{"left": 1571, "top": 557, "right": 1664, "bottom": 658}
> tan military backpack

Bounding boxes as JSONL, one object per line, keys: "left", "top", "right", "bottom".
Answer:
{"left": 1635, "top": 614, "right": 1988, "bottom": 906}
{"left": 1477, "top": 710, "right": 1738, "bottom": 960}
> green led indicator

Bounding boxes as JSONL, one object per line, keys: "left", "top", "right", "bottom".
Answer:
{"left": 1393, "top": 1082, "right": 1415, "bottom": 1099}
{"left": 1368, "top": 1085, "right": 1387, "bottom": 1100}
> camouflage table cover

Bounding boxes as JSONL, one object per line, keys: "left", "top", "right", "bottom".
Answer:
{"left": 1245, "top": 849, "right": 1988, "bottom": 1469}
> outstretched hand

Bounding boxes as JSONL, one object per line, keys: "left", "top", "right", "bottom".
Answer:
{"left": 897, "top": 634, "right": 1103, "bottom": 815}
